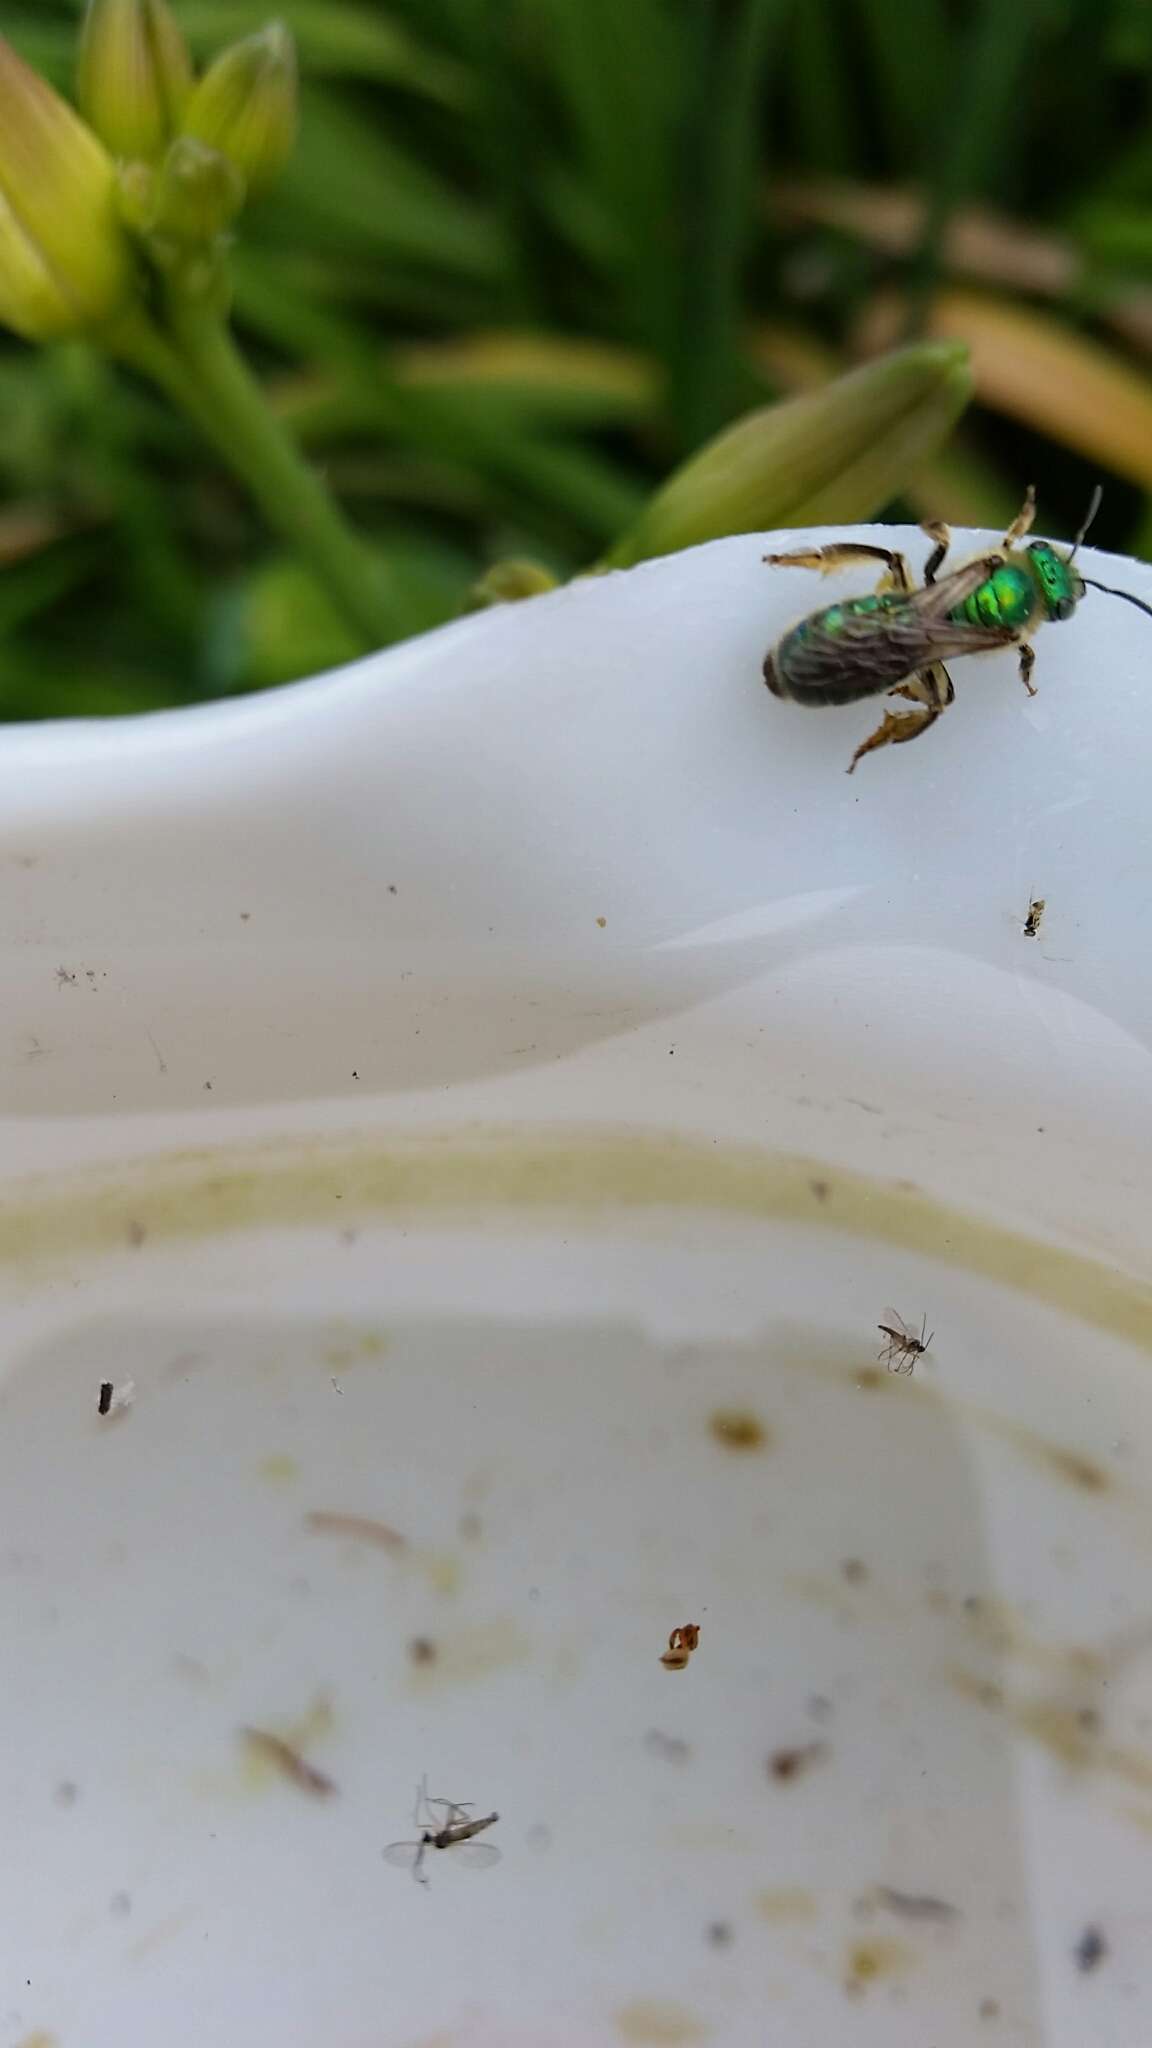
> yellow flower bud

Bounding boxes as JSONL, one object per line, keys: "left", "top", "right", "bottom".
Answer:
{"left": 605, "top": 344, "right": 973, "bottom": 568}
{"left": 465, "top": 559, "right": 559, "bottom": 611}
{"left": 181, "top": 22, "right": 298, "bottom": 198}
{"left": 0, "top": 35, "right": 135, "bottom": 341}
{"left": 78, "top": 0, "right": 193, "bottom": 164}
{"left": 149, "top": 137, "right": 246, "bottom": 244}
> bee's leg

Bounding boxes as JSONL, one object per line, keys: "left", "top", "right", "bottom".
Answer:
{"left": 846, "top": 702, "right": 942, "bottom": 774}
{"left": 1002, "top": 486, "right": 1037, "bottom": 549}
{"left": 919, "top": 521, "right": 951, "bottom": 585}
{"left": 889, "top": 660, "right": 954, "bottom": 710}
{"left": 1018, "top": 641, "right": 1037, "bottom": 696}
{"left": 763, "top": 542, "right": 912, "bottom": 593}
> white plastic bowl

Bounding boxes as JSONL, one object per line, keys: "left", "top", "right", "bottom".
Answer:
{"left": 2, "top": 528, "right": 1151, "bottom": 2048}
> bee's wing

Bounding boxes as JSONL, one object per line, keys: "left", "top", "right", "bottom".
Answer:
{"left": 382, "top": 1839, "right": 422, "bottom": 1868}
{"left": 781, "top": 601, "right": 1019, "bottom": 705}
{"left": 451, "top": 1840, "right": 502, "bottom": 1869}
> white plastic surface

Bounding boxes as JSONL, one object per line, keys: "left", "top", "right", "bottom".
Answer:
{"left": 1, "top": 529, "right": 1150, "bottom": 2047}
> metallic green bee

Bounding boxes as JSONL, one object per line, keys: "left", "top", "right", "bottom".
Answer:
{"left": 762, "top": 486, "right": 1152, "bottom": 773}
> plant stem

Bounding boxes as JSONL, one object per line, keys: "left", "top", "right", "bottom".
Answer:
{"left": 111, "top": 298, "right": 399, "bottom": 649}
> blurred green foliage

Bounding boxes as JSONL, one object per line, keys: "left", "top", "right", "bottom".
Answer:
{"left": 2, "top": 0, "right": 1151, "bottom": 715}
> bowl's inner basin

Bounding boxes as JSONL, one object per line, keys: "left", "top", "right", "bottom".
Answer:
{"left": 2, "top": 1205, "right": 1149, "bottom": 2048}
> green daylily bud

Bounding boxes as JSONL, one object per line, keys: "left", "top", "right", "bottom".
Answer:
{"left": 0, "top": 35, "right": 135, "bottom": 341}
{"left": 603, "top": 343, "right": 973, "bottom": 568}
{"left": 181, "top": 22, "right": 298, "bottom": 198}
{"left": 465, "top": 559, "right": 559, "bottom": 611}
{"left": 77, "top": 0, "right": 193, "bottom": 164}
{"left": 149, "top": 137, "right": 246, "bottom": 244}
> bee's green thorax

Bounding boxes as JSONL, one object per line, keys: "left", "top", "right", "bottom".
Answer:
{"left": 947, "top": 560, "right": 1037, "bottom": 633}
{"left": 948, "top": 542, "right": 1082, "bottom": 635}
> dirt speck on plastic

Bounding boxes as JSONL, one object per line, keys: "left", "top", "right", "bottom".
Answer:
{"left": 305, "top": 1508, "right": 407, "bottom": 1552}
{"left": 756, "top": 1886, "right": 818, "bottom": 1923}
{"left": 616, "top": 1998, "right": 708, "bottom": 2043}
{"left": 844, "top": 1936, "right": 912, "bottom": 1993}
{"left": 768, "top": 1741, "right": 829, "bottom": 1784}
{"left": 708, "top": 1408, "right": 769, "bottom": 1452}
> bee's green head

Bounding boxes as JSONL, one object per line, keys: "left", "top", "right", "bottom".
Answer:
{"left": 1027, "top": 540, "right": 1083, "bottom": 623}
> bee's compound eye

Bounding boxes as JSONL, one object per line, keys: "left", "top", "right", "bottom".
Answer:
{"left": 1055, "top": 596, "right": 1076, "bottom": 621}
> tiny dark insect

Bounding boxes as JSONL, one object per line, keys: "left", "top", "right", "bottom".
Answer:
{"left": 383, "top": 1777, "right": 500, "bottom": 1887}
{"left": 877, "top": 1310, "right": 933, "bottom": 1375}
{"left": 1023, "top": 895, "right": 1046, "bottom": 938}
{"left": 762, "top": 485, "right": 1152, "bottom": 771}
{"left": 874, "top": 1885, "right": 959, "bottom": 1924}
{"left": 1074, "top": 1925, "right": 1107, "bottom": 1973}
{"left": 97, "top": 1381, "right": 113, "bottom": 1416}
{"left": 769, "top": 1740, "right": 829, "bottom": 1783}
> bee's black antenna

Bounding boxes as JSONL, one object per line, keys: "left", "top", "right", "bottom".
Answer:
{"left": 1081, "top": 577, "right": 1152, "bottom": 622}
{"left": 1067, "top": 484, "right": 1103, "bottom": 565}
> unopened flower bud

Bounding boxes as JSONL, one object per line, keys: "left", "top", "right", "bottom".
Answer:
{"left": 149, "top": 136, "right": 245, "bottom": 243}
{"left": 605, "top": 343, "right": 973, "bottom": 567}
{"left": 0, "top": 35, "right": 134, "bottom": 341}
{"left": 181, "top": 22, "right": 298, "bottom": 197}
{"left": 78, "top": 0, "right": 192, "bottom": 164}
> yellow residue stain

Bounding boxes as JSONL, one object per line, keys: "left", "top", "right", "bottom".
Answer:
{"left": 1104, "top": 1741, "right": 1152, "bottom": 1793}
{"left": 756, "top": 1886, "right": 819, "bottom": 1924}
{"left": 417, "top": 1548, "right": 462, "bottom": 1596}
{"left": 960, "top": 1597, "right": 1104, "bottom": 1679}
{"left": 947, "top": 1666, "right": 1005, "bottom": 1713}
{"left": 708, "top": 1408, "right": 770, "bottom": 1452}
{"left": 949, "top": 1668, "right": 1152, "bottom": 1790}
{"left": 5, "top": 1131, "right": 1152, "bottom": 1362}
{"left": 1015, "top": 1698, "right": 1099, "bottom": 1770}
{"left": 14, "top": 2035, "right": 58, "bottom": 2048}
{"left": 127, "top": 1911, "right": 194, "bottom": 1964}
{"left": 852, "top": 1366, "right": 892, "bottom": 1393}
{"left": 616, "top": 1999, "right": 708, "bottom": 2044}
{"left": 1046, "top": 1447, "right": 1110, "bottom": 1493}
{"left": 321, "top": 1326, "right": 388, "bottom": 1370}
{"left": 977, "top": 1412, "right": 1113, "bottom": 1496}
{"left": 258, "top": 1453, "right": 299, "bottom": 1484}
{"left": 239, "top": 1693, "right": 334, "bottom": 1795}
{"left": 240, "top": 1727, "right": 336, "bottom": 1799}
{"left": 845, "top": 1937, "right": 912, "bottom": 1989}
{"left": 407, "top": 1616, "right": 529, "bottom": 1690}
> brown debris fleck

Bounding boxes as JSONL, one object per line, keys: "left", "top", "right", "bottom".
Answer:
{"left": 304, "top": 1509, "right": 407, "bottom": 1552}
{"left": 240, "top": 1727, "right": 336, "bottom": 1800}
{"left": 660, "top": 1623, "right": 701, "bottom": 1671}
{"left": 768, "top": 1740, "right": 829, "bottom": 1784}
{"left": 709, "top": 1408, "right": 768, "bottom": 1452}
